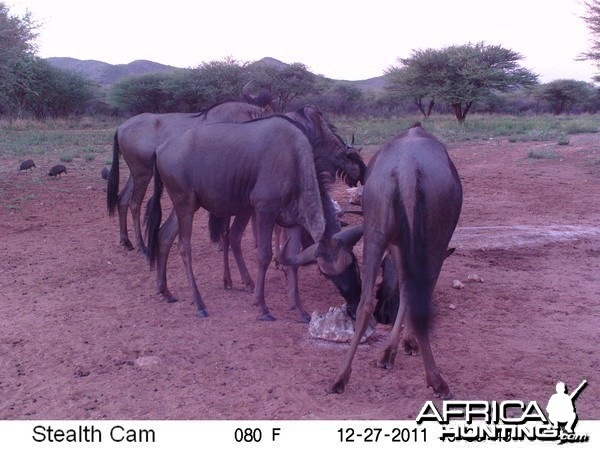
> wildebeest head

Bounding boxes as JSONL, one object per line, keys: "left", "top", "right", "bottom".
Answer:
{"left": 281, "top": 224, "right": 364, "bottom": 317}
{"left": 290, "top": 107, "right": 366, "bottom": 187}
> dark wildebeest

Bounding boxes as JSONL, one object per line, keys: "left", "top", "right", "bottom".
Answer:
{"left": 18, "top": 160, "right": 36, "bottom": 172}
{"left": 48, "top": 165, "right": 67, "bottom": 178}
{"left": 145, "top": 115, "right": 364, "bottom": 321}
{"left": 327, "top": 123, "right": 462, "bottom": 398}
{"left": 208, "top": 107, "right": 366, "bottom": 321}
{"left": 106, "top": 87, "right": 273, "bottom": 253}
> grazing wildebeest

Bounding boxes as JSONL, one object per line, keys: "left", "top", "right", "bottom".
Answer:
{"left": 145, "top": 115, "right": 364, "bottom": 321}
{"left": 106, "top": 86, "right": 273, "bottom": 253}
{"left": 18, "top": 160, "right": 36, "bottom": 172}
{"left": 327, "top": 123, "right": 462, "bottom": 398}
{"left": 48, "top": 165, "right": 67, "bottom": 178}
{"left": 208, "top": 107, "right": 366, "bottom": 321}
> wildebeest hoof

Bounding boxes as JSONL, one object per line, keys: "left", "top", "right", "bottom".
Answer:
{"left": 296, "top": 314, "right": 310, "bottom": 324}
{"left": 328, "top": 379, "right": 347, "bottom": 394}
{"left": 377, "top": 348, "right": 396, "bottom": 369}
{"left": 223, "top": 279, "right": 233, "bottom": 290}
{"left": 196, "top": 309, "right": 209, "bottom": 318}
{"left": 429, "top": 377, "right": 452, "bottom": 399}
{"left": 258, "top": 313, "right": 276, "bottom": 321}
{"left": 402, "top": 342, "right": 420, "bottom": 356}
{"left": 122, "top": 240, "right": 134, "bottom": 251}
{"left": 245, "top": 282, "right": 255, "bottom": 293}
{"left": 433, "top": 389, "right": 453, "bottom": 400}
{"left": 166, "top": 297, "right": 178, "bottom": 303}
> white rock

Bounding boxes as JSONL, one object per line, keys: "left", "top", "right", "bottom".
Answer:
{"left": 452, "top": 280, "right": 465, "bottom": 289}
{"left": 308, "top": 305, "right": 374, "bottom": 343}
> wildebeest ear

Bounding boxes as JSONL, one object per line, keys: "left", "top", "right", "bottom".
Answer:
{"left": 446, "top": 247, "right": 456, "bottom": 259}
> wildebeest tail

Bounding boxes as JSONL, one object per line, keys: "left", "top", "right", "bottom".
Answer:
{"left": 394, "top": 172, "right": 431, "bottom": 334}
{"left": 145, "top": 155, "right": 163, "bottom": 269}
{"left": 208, "top": 214, "right": 226, "bottom": 243}
{"left": 106, "top": 131, "right": 120, "bottom": 217}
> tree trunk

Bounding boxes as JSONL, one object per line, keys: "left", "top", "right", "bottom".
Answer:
{"left": 415, "top": 98, "right": 427, "bottom": 117}
{"left": 452, "top": 103, "right": 463, "bottom": 122}
{"left": 426, "top": 99, "right": 435, "bottom": 117}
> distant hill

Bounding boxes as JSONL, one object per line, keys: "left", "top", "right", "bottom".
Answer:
{"left": 45, "top": 57, "right": 179, "bottom": 86}
{"left": 45, "top": 56, "right": 387, "bottom": 91}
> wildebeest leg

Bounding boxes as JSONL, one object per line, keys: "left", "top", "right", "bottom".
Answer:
{"left": 272, "top": 225, "right": 282, "bottom": 268}
{"left": 377, "top": 245, "right": 409, "bottom": 369}
{"left": 156, "top": 210, "right": 179, "bottom": 303}
{"left": 401, "top": 316, "right": 419, "bottom": 356}
{"left": 283, "top": 226, "right": 310, "bottom": 322}
{"left": 329, "top": 231, "right": 387, "bottom": 393}
{"left": 130, "top": 171, "right": 152, "bottom": 255}
{"left": 414, "top": 277, "right": 451, "bottom": 399}
{"left": 176, "top": 207, "right": 208, "bottom": 317}
{"left": 229, "top": 213, "right": 255, "bottom": 292}
{"left": 251, "top": 213, "right": 258, "bottom": 248}
{"left": 118, "top": 175, "right": 134, "bottom": 251}
{"left": 252, "top": 211, "right": 277, "bottom": 321}
{"left": 221, "top": 216, "right": 233, "bottom": 290}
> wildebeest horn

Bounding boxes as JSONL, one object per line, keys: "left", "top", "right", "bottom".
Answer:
{"left": 278, "top": 239, "right": 318, "bottom": 266}
{"left": 332, "top": 224, "right": 364, "bottom": 248}
{"left": 351, "top": 134, "right": 355, "bottom": 146}
{"left": 243, "top": 80, "right": 254, "bottom": 98}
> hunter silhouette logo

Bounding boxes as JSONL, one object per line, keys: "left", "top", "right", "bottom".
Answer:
{"left": 417, "top": 380, "right": 590, "bottom": 443}
{"left": 546, "top": 380, "right": 587, "bottom": 435}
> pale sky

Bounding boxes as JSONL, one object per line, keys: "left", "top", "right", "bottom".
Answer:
{"left": 7, "top": 0, "right": 599, "bottom": 83}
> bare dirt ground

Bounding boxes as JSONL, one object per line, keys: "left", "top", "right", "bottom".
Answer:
{"left": 1, "top": 133, "right": 599, "bottom": 420}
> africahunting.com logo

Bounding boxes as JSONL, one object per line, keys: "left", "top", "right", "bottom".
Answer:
{"left": 416, "top": 380, "right": 589, "bottom": 444}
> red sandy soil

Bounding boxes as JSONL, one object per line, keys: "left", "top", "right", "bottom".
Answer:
{"left": 1, "top": 133, "right": 599, "bottom": 420}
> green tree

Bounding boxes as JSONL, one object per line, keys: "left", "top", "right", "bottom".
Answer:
{"left": 388, "top": 43, "right": 538, "bottom": 122}
{"left": 535, "top": 79, "right": 594, "bottom": 115}
{"left": 0, "top": 2, "right": 38, "bottom": 115}
{"left": 109, "top": 72, "right": 173, "bottom": 114}
{"left": 385, "top": 48, "right": 438, "bottom": 117}
{"left": 164, "top": 59, "right": 247, "bottom": 111}
{"left": 580, "top": 0, "right": 600, "bottom": 79}
{"left": 250, "top": 62, "right": 317, "bottom": 111}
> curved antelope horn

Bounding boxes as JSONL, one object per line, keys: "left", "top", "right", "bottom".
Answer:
{"left": 278, "top": 239, "right": 318, "bottom": 266}
{"left": 332, "top": 224, "right": 364, "bottom": 248}
{"left": 242, "top": 80, "right": 255, "bottom": 98}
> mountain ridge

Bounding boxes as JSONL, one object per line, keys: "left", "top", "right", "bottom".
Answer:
{"left": 45, "top": 56, "right": 387, "bottom": 91}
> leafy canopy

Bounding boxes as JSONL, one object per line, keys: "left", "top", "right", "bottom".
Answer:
{"left": 387, "top": 42, "right": 538, "bottom": 121}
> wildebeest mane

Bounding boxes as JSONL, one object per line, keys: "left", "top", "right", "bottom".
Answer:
{"left": 246, "top": 114, "right": 335, "bottom": 193}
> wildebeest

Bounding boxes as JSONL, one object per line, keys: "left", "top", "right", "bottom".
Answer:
{"left": 18, "top": 160, "right": 36, "bottom": 172}
{"left": 327, "top": 123, "right": 462, "bottom": 398}
{"left": 106, "top": 85, "right": 273, "bottom": 253}
{"left": 145, "top": 115, "right": 364, "bottom": 321}
{"left": 208, "top": 107, "right": 366, "bottom": 321}
{"left": 48, "top": 165, "right": 67, "bottom": 178}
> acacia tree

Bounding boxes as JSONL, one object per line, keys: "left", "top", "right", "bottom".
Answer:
{"left": 386, "top": 48, "right": 439, "bottom": 117}
{"left": 0, "top": 2, "right": 38, "bottom": 115}
{"left": 388, "top": 43, "right": 538, "bottom": 122}
{"left": 580, "top": 0, "right": 600, "bottom": 78}
{"left": 249, "top": 62, "right": 317, "bottom": 111}
{"left": 535, "top": 79, "right": 594, "bottom": 115}
{"left": 109, "top": 73, "right": 173, "bottom": 114}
